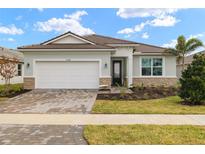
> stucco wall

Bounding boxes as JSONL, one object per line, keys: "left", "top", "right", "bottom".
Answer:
{"left": 22, "top": 51, "right": 111, "bottom": 78}
{"left": 53, "top": 35, "right": 86, "bottom": 44}
{"left": 133, "top": 55, "right": 176, "bottom": 77}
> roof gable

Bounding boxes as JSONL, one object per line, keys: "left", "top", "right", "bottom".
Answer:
{"left": 42, "top": 31, "right": 96, "bottom": 45}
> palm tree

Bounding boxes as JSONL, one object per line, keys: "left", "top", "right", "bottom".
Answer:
{"left": 166, "top": 35, "right": 204, "bottom": 71}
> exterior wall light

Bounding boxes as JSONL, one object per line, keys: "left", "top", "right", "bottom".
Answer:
{"left": 27, "top": 63, "right": 30, "bottom": 68}
{"left": 104, "top": 63, "right": 108, "bottom": 68}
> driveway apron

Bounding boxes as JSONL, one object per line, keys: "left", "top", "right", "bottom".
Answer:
{"left": 0, "top": 89, "right": 97, "bottom": 144}
{"left": 0, "top": 89, "right": 97, "bottom": 114}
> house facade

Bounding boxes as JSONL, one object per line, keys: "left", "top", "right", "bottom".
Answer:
{"left": 18, "top": 32, "right": 177, "bottom": 89}
{"left": 0, "top": 46, "right": 23, "bottom": 85}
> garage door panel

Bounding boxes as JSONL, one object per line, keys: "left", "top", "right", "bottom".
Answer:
{"left": 36, "top": 61, "right": 99, "bottom": 89}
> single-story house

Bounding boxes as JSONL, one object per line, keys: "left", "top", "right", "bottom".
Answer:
{"left": 18, "top": 31, "right": 177, "bottom": 89}
{"left": 0, "top": 46, "right": 23, "bottom": 84}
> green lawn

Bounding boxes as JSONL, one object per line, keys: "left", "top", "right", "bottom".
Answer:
{"left": 84, "top": 125, "right": 205, "bottom": 144}
{"left": 92, "top": 96, "right": 205, "bottom": 114}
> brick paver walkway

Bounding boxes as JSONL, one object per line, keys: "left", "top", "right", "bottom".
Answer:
{"left": 1, "top": 114, "right": 205, "bottom": 125}
{"left": 0, "top": 124, "right": 87, "bottom": 145}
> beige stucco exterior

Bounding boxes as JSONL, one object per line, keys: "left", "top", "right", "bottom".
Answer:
{"left": 20, "top": 33, "right": 177, "bottom": 89}
{"left": 23, "top": 51, "right": 111, "bottom": 78}
{"left": 22, "top": 49, "right": 177, "bottom": 89}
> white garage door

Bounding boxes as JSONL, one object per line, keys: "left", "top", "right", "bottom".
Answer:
{"left": 35, "top": 61, "right": 99, "bottom": 89}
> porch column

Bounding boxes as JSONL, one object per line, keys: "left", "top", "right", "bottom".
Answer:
{"left": 127, "top": 55, "right": 133, "bottom": 87}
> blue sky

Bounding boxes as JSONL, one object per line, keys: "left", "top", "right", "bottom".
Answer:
{"left": 0, "top": 8, "right": 205, "bottom": 51}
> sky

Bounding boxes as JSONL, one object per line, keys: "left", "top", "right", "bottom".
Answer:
{"left": 0, "top": 8, "right": 205, "bottom": 53}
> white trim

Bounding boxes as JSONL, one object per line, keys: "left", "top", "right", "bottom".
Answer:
{"left": 19, "top": 49, "right": 116, "bottom": 52}
{"left": 100, "top": 76, "right": 112, "bottom": 78}
{"left": 133, "top": 76, "right": 177, "bottom": 78}
{"left": 133, "top": 53, "right": 169, "bottom": 56}
{"left": 139, "top": 56, "right": 165, "bottom": 77}
{"left": 42, "top": 33, "right": 96, "bottom": 45}
{"left": 24, "top": 76, "right": 34, "bottom": 78}
{"left": 33, "top": 58, "right": 102, "bottom": 88}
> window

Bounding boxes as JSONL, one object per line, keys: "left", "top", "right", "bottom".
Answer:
{"left": 141, "top": 57, "right": 163, "bottom": 76}
{"left": 17, "top": 64, "right": 22, "bottom": 76}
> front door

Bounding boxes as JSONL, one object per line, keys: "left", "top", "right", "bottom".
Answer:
{"left": 112, "top": 60, "right": 122, "bottom": 86}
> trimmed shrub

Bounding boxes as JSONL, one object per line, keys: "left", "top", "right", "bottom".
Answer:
{"left": 179, "top": 54, "right": 205, "bottom": 105}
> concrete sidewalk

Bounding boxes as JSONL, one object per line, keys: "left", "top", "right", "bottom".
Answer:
{"left": 0, "top": 114, "right": 205, "bottom": 125}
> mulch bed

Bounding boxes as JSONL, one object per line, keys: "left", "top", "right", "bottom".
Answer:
{"left": 6, "top": 89, "right": 31, "bottom": 98}
{"left": 97, "top": 86, "right": 178, "bottom": 100}
{"left": 0, "top": 89, "right": 30, "bottom": 98}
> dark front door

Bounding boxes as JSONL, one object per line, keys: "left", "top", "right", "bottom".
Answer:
{"left": 112, "top": 60, "right": 122, "bottom": 86}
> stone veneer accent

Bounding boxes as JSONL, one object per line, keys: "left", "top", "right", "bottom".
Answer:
{"left": 133, "top": 77, "right": 177, "bottom": 87}
{"left": 99, "top": 77, "right": 111, "bottom": 87}
{"left": 24, "top": 77, "right": 35, "bottom": 89}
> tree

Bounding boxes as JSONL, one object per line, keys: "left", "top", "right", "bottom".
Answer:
{"left": 166, "top": 35, "right": 204, "bottom": 71}
{"left": 179, "top": 54, "right": 205, "bottom": 105}
{"left": 0, "top": 56, "right": 19, "bottom": 91}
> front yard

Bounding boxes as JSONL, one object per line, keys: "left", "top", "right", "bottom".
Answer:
{"left": 92, "top": 96, "right": 205, "bottom": 114}
{"left": 84, "top": 124, "right": 205, "bottom": 144}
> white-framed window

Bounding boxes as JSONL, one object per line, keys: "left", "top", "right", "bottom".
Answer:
{"left": 141, "top": 57, "right": 164, "bottom": 76}
{"left": 17, "top": 64, "right": 22, "bottom": 76}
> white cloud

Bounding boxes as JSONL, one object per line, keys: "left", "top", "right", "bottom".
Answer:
{"left": 7, "top": 38, "right": 15, "bottom": 42}
{"left": 150, "top": 16, "right": 180, "bottom": 27}
{"left": 117, "top": 28, "right": 134, "bottom": 34}
{"left": 142, "top": 32, "right": 149, "bottom": 39}
{"left": 37, "top": 8, "right": 44, "bottom": 12}
{"left": 117, "top": 21, "right": 148, "bottom": 35}
{"left": 188, "top": 33, "right": 204, "bottom": 39}
{"left": 35, "top": 10, "right": 94, "bottom": 35}
{"left": 117, "top": 8, "right": 180, "bottom": 36}
{"left": 0, "top": 37, "right": 15, "bottom": 42}
{"left": 134, "top": 21, "right": 148, "bottom": 32}
{"left": 117, "top": 8, "right": 179, "bottom": 19}
{"left": 117, "top": 16, "right": 179, "bottom": 36}
{"left": 162, "top": 39, "right": 177, "bottom": 48}
{"left": 0, "top": 25, "right": 24, "bottom": 35}
{"left": 65, "top": 10, "right": 87, "bottom": 21}
{"left": 15, "top": 16, "right": 23, "bottom": 21}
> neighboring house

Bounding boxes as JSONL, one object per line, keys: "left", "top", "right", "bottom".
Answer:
{"left": 176, "top": 51, "right": 205, "bottom": 78}
{"left": 18, "top": 31, "right": 177, "bottom": 89}
{"left": 0, "top": 46, "right": 23, "bottom": 85}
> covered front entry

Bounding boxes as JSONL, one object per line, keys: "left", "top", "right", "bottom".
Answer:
{"left": 35, "top": 61, "right": 99, "bottom": 89}
{"left": 111, "top": 58, "right": 126, "bottom": 86}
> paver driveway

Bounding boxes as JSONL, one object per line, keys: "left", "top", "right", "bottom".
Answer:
{"left": 0, "top": 124, "right": 87, "bottom": 145}
{"left": 0, "top": 89, "right": 97, "bottom": 114}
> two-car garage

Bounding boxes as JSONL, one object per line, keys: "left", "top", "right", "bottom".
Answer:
{"left": 35, "top": 61, "right": 99, "bottom": 89}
